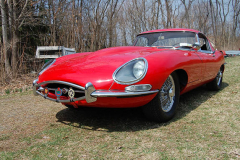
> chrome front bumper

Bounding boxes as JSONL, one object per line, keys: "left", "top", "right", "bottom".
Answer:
{"left": 33, "top": 79, "right": 159, "bottom": 103}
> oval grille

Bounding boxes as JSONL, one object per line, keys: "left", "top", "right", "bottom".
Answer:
{"left": 46, "top": 83, "right": 85, "bottom": 98}
{"left": 36, "top": 80, "right": 86, "bottom": 102}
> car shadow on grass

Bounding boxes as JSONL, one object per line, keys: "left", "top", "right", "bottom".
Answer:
{"left": 56, "top": 82, "right": 229, "bottom": 132}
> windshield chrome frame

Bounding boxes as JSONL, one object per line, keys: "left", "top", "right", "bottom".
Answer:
{"left": 135, "top": 31, "right": 199, "bottom": 49}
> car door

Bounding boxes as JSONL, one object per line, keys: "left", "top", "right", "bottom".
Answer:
{"left": 195, "top": 33, "right": 219, "bottom": 82}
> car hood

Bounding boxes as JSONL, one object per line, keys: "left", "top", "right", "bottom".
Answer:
{"left": 38, "top": 46, "right": 166, "bottom": 89}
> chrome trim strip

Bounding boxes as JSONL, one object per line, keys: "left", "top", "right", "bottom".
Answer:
{"left": 37, "top": 80, "right": 85, "bottom": 90}
{"left": 112, "top": 58, "right": 148, "bottom": 85}
{"left": 91, "top": 90, "right": 159, "bottom": 98}
{"left": 199, "top": 49, "right": 214, "bottom": 54}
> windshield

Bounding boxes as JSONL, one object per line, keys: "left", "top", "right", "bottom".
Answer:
{"left": 134, "top": 31, "right": 197, "bottom": 49}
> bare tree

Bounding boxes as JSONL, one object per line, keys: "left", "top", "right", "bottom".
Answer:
{"left": 180, "top": 0, "right": 195, "bottom": 28}
{"left": 232, "top": 0, "right": 240, "bottom": 49}
{"left": 0, "top": 0, "right": 11, "bottom": 75}
{"left": 1, "top": 0, "right": 240, "bottom": 79}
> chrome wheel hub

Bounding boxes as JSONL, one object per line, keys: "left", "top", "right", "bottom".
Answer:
{"left": 160, "top": 75, "right": 175, "bottom": 112}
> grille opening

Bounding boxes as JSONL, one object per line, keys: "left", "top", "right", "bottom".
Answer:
{"left": 45, "top": 83, "right": 85, "bottom": 98}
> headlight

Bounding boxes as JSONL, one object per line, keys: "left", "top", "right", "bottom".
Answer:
{"left": 38, "top": 59, "right": 56, "bottom": 75}
{"left": 133, "top": 61, "right": 145, "bottom": 79}
{"left": 113, "top": 58, "right": 148, "bottom": 84}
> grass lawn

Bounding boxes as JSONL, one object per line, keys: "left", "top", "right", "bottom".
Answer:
{"left": 0, "top": 56, "right": 240, "bottom": 159}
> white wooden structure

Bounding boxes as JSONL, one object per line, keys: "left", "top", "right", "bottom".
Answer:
{"left": 36, "top": 46, "right": 76, "bottom": 59}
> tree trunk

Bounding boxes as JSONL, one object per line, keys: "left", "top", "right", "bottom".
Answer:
{"left": 12, "top": 30, "right": 19, "bottom": 78}
{"left": 12, "top": 0, "right": 19, "bottom": 78}
{"left": 0, "top": 0, "right": 11, "bottom": 76}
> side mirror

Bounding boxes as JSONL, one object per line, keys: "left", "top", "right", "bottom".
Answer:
{"left": 193, "top": 42, "right": 201, "bottom": 50}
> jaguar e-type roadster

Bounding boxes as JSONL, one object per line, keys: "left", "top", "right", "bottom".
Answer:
{"left": 33, "top": 28, "right": 225, "bottom": 122}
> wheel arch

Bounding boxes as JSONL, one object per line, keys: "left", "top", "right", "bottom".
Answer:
{"left": 174, "top": 69, "right": 188, "bottom": 92}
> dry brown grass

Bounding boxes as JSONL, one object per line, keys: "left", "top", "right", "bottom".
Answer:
{"left": 0, "top": 56, "right": 240, "bottom": 159}
{"left": 0, "top": 73, "right": 37, "bottom": 96}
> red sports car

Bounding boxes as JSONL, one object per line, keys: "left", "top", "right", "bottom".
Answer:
{"left": 33, "top": 28, "right": 225, "bottom": 122}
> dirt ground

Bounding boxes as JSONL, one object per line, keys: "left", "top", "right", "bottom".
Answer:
{"left": 0, "top": 92, "right": 65, "bottom": 151}
{"left": 1, "top": 57, "right": 240, "bottom": 159}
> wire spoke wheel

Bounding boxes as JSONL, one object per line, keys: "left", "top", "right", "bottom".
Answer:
{"left": 207, "top": 67, "right": 224, "bottom": 91}
{"left": 142, "top": 72, "right": 180, "bottom": 122}
{"left": 216, "top": 70, "right": 223, "bottom": 86}
{"left": 160, "top": 75, "right": 175, "bottom": 112}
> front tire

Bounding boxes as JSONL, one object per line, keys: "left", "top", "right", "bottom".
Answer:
{"left": 142, "top": 72, "right": 180, "bottom": 122}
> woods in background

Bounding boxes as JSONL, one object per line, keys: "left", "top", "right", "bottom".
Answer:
{"left": 0, "top": 0, "right": 240, "bottom": 79}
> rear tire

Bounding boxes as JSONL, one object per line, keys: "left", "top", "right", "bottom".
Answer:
{"left": 142, "top": 72, "right": 180, "bottom": 122}
{"left": 206, "top": 68, "right": 223, "bottom": 91}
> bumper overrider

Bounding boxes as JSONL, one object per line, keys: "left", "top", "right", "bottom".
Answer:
{"left": 33, "top": 79, "right": 159, "bottom": 103}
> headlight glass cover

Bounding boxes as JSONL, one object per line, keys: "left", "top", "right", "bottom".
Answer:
{"left": 38, "top": 59, "right": 56, "bottom": 75}
{"left": 113, "top": 58, "right": 148, "bottom": 84}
